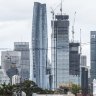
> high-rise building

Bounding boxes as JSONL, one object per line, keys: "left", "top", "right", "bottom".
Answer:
{"left": 69, "top": 42, "right": 80, "bottom": 85}
{"left": 32, "top": 2, "right": 48, "bottom": 89}
{"left": 51, "top": 15, "right": 69, "bottom": 89}
{"left": 90, "top": 31, "right": 96, "bottom": 82}
{"left": 1, "top": 51, "right": 21, "bottom": 79}
{"left": 81, "top": 55, "right": 87, "bottom": 67}
{"left": 69, "top": 42, "right": 80, "bottom": 76}
{"left": 81, "top": 67, "right": 88, "bottom": 95}
{"left": 14, "top": 42, "right": 30, "bottom": 81}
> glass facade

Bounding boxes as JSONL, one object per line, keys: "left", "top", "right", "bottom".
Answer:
{"left": 69, "top": 43, "right": 80, "bottom": 85}
{"left": 1, "top": 51, "right": 21, "bottom": 79}
{"left": 69, "top": 43, "right": 80, "bottom": 76}
{"left": 81, "top": 55, "right": 87, "bottom": 67}
{"left": 51, "top": 15, "right": 69, "bottom": 89}
{"left": 14, "top": 42, "right": 30, "bottom": 81}
{"left": 90, "top": 31, "right": 96, "bottom": 82}
{"left": 0, "top": 69, "right": 10, "bottom": 84}
{"left": 32, "top": 2, "right": 48, "bottom": 89}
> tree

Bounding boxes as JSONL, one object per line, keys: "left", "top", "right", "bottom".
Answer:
{"left": 22, "top": 80, "right": 38, "bottom": 96}
{"left": 71, "top": 84, "right": 81, "bottom": 96}
{"left": 0, "top": 83, "right": 14, "bottom": 96}
{"left": 0, "top": 80, "right": 54, "bottom": 96}
{"left": 22, "top": 80, "right": 54, "bottom": 95}
{"left": 57, "top": 85, "right": 70, "bottom": 94}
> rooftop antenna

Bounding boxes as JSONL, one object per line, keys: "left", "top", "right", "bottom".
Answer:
{"left": 60, "top": 0, "right": 63, "bottom": 15}
{"left": 72, "top": 11, "right": 76, "bottom": 42}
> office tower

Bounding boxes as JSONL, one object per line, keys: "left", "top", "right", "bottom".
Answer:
{"left": 81, "top": 67, "right": 88, "bottom": 95}
{"left": 81, "top": 55, "right": 87, "bottom": 67}
{"left": 69, "top": 43, "right": 80, "bottom": 85}
{"left": 69, "top": 43, "right": 80, "bottom": 75}
{"left": 90, "top": 31, "right": 96, "bottom": 82}
{"left": 32, "top": 2, "right": 48, "bottom": 89}
{"left": 14, "top": 42, "right": 30, "bottom": 81}
{"left": 1, "top": 51, "right": 21, "bottom": 79}
{"left": 51, "top": 15, "right": 69, "bottom": 89}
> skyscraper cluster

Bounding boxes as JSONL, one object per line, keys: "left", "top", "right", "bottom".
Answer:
{"left": 1, "top": 1, "right": 95, "bottom": 94}
{"left": 31, "top": 2, "right": 81, "bottom": 90}
{"left": 0, "top": 42, "right": 30, "bottom": 84}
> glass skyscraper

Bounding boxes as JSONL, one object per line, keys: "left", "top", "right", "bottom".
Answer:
{"left": 14, "top": 42, "right": 30, "bottom": 81}
{"left": 51, "top": 15, "right": 69, "bottom": 89}
{"left": 69, "top": 42, "right": 80, "bottom": 85}
{"left": 90, "top": 31, "right": 96, "bottom": 82}
{"left": 69, "top": 43, "right": 80, "bottom": 76}
{"left": 32, "top": 2, "right": 48, "bottom": 89}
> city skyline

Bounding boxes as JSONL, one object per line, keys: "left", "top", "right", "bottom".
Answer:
{"left": 0, "top": 0, "right": 96, "bottom": 66}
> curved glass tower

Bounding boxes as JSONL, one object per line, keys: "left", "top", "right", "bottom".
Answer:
{"left": 32, "top": 2, "right": 48, "bottom": 89}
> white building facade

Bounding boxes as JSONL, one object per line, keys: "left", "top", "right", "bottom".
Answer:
{"left": 12, "top": 75, "right": 20, "bottom": 85}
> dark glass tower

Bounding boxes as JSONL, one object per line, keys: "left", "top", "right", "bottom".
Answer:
{"left": 90, "top": 31, "right": 96, "bottom": 82}
{"left": 69, "top": 42, "right": 80, "bottom": 85}
{"left": 69, "top": 42, "right": 80, "bottom": 76}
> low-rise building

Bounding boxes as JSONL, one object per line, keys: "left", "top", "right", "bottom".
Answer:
{"left": 12, "top": 75, "right": 20, "bottom": 85}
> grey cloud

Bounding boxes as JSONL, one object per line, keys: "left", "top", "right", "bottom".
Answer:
{"left": 0, "top": 0, "right": 33, "bottom": 21}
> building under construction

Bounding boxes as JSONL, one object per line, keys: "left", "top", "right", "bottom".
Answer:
{"left": 51, "top": 14, "right": 70, "bottom": 90}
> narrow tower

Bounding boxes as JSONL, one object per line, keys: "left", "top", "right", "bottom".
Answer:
{"left": 31, "top": 2, "right": 48, "bottom": 89}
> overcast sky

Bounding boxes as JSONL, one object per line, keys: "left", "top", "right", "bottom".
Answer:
{"left": 0, "top": 0, "right": 96, "bottom": 66}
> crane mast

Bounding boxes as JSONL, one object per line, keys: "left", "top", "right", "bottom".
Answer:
{"left": 72, "top": 12, "right": 76, "bottom": 42}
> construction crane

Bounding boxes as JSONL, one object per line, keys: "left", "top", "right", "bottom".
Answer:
{"left": 51, "top": 0, "right": 64, "bottom": 19}
{"left": 60, "top": 0, "right": 63, "bottom": 15}
{"left": 80, "top": 28, "right": 82, "bottom": 55}
{"left": 72, "top": 11, "right": 76, "bottom": 42}
{"left": 51, "top": 8, "right": 55, "bottom": 21}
